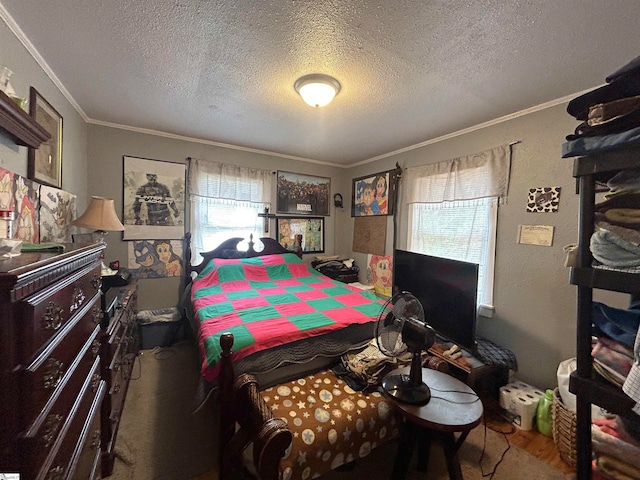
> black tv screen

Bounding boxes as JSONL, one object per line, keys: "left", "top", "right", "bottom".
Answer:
{"left": 393, "top": 249, "right": 479, "bottom": 354}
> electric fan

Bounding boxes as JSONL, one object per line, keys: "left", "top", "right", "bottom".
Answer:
{"left": 375, "top": 291, "right": 436, "bottom": 405}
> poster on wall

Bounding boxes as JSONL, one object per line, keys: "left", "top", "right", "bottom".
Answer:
{"left": 276, "top": 171, "right": 330, "bottom": 216}
{"left": 367, "top": 254, "right": 393, "bottom": 297}
{"left": 122, "top": 156, "right": 186, "bottom": 240}
{"left": 127, "top": 239, "right": 183, "bottom": 278}
{"left": 0, "top": 167, "right": 40, "bottom": 243}
{"left": 351, "top": 168, "right": 399, "bottom": 217}
{"left": 276, "top": 216, "right": 324, "bottom": 253}
{"left": 39, "top": 185, "right": 76, "bottom": 242}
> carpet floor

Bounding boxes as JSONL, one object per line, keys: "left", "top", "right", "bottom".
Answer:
{"left": 109, "top": 342, "right": 569, "bottom": 480}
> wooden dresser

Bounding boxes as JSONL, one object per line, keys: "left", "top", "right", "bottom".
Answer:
{"left": 100, "top": 283, "right": 138, "bottom": 477}
{"left": 0, "top": 243, "right": 106, "bottom": 480}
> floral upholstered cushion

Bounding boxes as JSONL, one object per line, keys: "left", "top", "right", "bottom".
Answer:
{"left": 260, "top": 369, "right": 399, "bottom": 480}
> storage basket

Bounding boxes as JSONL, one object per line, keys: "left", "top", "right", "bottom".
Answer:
{"left": 551, "top": 387, "right": 577, "bottom": 468}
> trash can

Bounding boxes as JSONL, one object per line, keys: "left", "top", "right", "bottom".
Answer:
{"left": 137, "top": 307, "right": 183, "bottom": 350}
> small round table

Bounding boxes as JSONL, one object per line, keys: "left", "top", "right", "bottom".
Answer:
{"left": 384, "top": 366, "right": 484, "bottom": 480}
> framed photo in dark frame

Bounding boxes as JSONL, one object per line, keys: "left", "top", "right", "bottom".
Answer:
{"left": 276, "top": 216, "right": 324, "bottom": 254}
{"left": 351, "top": 168, "right": 399, "bottom": 217}
{"left": 276, "top": 171, "right": 330, "bottom": 216}
{"left": 28, "top": 87, "right": 63, "bottom": 188}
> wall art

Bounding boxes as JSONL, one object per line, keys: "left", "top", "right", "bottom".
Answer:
{"left": 351, "top": 168, "right": 399, "bottom": 217}
{"left": 367, "top": 253, "right": 393, "bottom": 297}
{"left": 276, "top": 216, "right": 324, "bottom": 254}
{"left": 526, "top": 187, "right": 561, "bottom": 213}
{"left": 0, "top": 167, "right": 41, "bottom": 242}
{"left": 39, "top": 185, "right": 76, "bottom": 242}
{"left": 28, "top": 87, "right": 63, "bottom": 188}
{"left": 276, "top": 171, "right": 330, "bottom": 216}
{"left": 127, "top": 239, "right": 183, "bottom": 278}
{"left": 123, "top": 156, "right": 186, "bottom": 240}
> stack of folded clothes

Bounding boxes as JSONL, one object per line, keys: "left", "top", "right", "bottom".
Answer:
{"left": 562, "top": 55, "right": 640, "bottom": 273}
{"left": 591, "top": 415, "right": 640, "bottom": 479}
{"left": 591, "top": 174, "right": 640, "bottom": 272}
{"left": 563, "top": 54, "right": 640, "bottom": 159}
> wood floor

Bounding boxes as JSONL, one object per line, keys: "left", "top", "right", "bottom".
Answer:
{"left": 482, "top": 399, "right": 575, "bottom": 477}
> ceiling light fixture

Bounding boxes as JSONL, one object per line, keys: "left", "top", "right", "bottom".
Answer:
{"left": 294, "top": 74, "right": 341, "bottom": 108}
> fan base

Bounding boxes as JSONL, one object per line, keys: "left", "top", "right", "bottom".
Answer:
{"left": 382, "top": 374, "right": 431, "bottom": 405}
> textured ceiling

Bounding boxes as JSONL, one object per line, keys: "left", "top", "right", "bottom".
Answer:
{"left": 2, "top": 1, "right": 640, "bottom": 166}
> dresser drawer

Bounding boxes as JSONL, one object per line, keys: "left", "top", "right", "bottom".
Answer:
{"left": 35, "top": 369, "right": 105, "bottom": 480}
{"left": 18, "top": 263, "right": 102, "bottom": 364}
{"left": 19, "top": 356, "right": 102, "bottom": 478}
{"left": 21, "top": 295, "right": 102, "bottom": 429}
{"left": 68, "top": 380, "right": 104, "bottom": 480}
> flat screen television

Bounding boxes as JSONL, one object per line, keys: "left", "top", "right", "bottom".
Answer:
{"left": 393, "top": 249, "right": 479, "bottom": 354}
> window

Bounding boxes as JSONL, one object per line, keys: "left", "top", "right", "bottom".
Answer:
{"left": 188, "top": 158, "right": 273, "bottom": 263}
{"left": 404, "top": 145, "right": 512, "bottom": 315}
{"left": 408, "top": 198, "right": 498, "bottom": 310}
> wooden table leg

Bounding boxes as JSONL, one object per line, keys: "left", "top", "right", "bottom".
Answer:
{"left": 442, "top": 432, "right": 464, "bottom": 480}
{"left": 416, "top": 427, "right": 432, "bottom": 472}
{"left": 391, "top": 420, "right": 419, "bottom": 480}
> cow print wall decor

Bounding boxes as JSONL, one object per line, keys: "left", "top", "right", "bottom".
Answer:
{"left": 527, "top": 187, "right": 561, "bottom": 213}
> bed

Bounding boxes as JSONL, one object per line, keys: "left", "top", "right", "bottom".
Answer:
{"left": 180, "top": 234, "right": 400, "bottom": 479}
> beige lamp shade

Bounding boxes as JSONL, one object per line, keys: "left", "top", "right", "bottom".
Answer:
{"left": 72, "top": 196, "right": 125, "bottom": 231}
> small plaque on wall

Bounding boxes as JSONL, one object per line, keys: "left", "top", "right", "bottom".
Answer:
{"left": 518, "top": 225, "right": 554, "bottom": 246}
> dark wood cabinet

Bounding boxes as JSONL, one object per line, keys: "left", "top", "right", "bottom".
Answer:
{"left": 100, "top": 283, "right": 138, "bottom": 477}
{"left": 0, "top": 243, "right": 106, "bottom": 479}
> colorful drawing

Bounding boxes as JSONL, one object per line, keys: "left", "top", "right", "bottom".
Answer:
{"left": 351, "top": 168, "right": 399, "bottom": 217}
{"left": 367, "top": 254, "right": 393, "bottom": 297}
{"left": 39, "top": 185, "right": 76, "bottom": 242}
{"left": 127, "top": 239, "right": 183, "bottom": 278}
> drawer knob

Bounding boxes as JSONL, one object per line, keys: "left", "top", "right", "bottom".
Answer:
{"left": 46, "top": 466, "right": 64, "bottom": 480}
{"left": 42, "top": 413, "right": 63, "bottom": 449}
{"left": 91, "top": 429, "right": 101, "bottom": 449}
{"left": 43, "top": 358, "right": 65, "bottom": 390}
{"left": 113, "top": 382, "right": 121, "bottom": 394}
{"left": 70, "top": 285, "right": 86, "bottom": 313}
{"left": 91, "top": 339, "right": 101, "bottom": 356}
{"left": 42, "top": 302, "right": 64, "bottom": 331}
{"left": 91, "top": 373, "right": 101, "bottom": 393}
{"left": 92, "top": 305, "right": 103, "bottom": 324}
{"left": 113, "top": 359, "right": 121, "bottom": 371}
{"left": 91, "top": 274, "right": 102, "bottom": 291}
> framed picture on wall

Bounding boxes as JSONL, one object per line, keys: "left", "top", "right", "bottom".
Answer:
{"left": 351, "top": 168, "right": 399, "bottom": 217}
{"left": 122, "top": 156, "right": 186, "bottom": 240}
{"left": 28, "top": 87, "right": 63, "bottom": 188}
{"left": 276, "top": 216, "right": 324, "bottom": 254}
{"left": 276, "top": 171, "right": 331, "bottom": 216}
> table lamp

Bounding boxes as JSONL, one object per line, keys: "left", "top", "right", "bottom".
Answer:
{"left": 72, "top": 196, "right": 124, "bottom": 273}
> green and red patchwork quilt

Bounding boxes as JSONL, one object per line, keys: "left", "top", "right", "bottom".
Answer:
{"left": 191, "top": 253, "right": 384, "bottom": 382}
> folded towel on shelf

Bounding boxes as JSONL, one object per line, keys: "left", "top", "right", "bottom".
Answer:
{"left": 607, "top": 169, "right": 640, "bottom": 193}
{"left": 596, "top": 453, "right": 640, "bottom": 480}
{"left": 595, "top": 216, "right": 640, "bottom": 246}
{"left": 590, "top": 229, "right": 640, "bottom": 268}
{"left": 591, "top": 302, "right": 640, "bottom": 349}
{"left": 592, "top": 422, "right": 640, "bottom": 470}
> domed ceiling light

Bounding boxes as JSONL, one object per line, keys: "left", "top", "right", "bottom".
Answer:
{"left": 294, "top": 74, "right": 341, "bottom": 108}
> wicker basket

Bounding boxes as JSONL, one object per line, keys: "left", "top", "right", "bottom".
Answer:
{"left": 551, "top": 387, "right": 577, "bottom": 468}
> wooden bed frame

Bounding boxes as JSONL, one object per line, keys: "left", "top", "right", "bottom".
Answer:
{"left": 181, "top": 233, "right": 302, "bottom": 480}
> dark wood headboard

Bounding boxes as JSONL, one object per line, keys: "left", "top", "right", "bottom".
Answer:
{"left": 180, "top": 233, "right": 303, "bottom": 291}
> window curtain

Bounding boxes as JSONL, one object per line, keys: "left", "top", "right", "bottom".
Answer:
{"left": 188, "top": 158, "right": 273, "bottom": 262}
{"left": 404, "top": 144, "right": 512, "bottom": 204}
{"left": 404, "top": 144, "right": 512, "bottom": 308}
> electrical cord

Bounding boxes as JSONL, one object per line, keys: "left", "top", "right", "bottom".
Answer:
{"left": 478, "top": 418, "right": 516, "bottom": 479}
